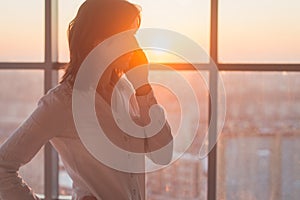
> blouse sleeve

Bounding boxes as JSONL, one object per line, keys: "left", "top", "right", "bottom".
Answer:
{"left": 125, "top": 43, "right": 173, "bottom": 165}
{"left": 0, "top": 87, "right": 69, "bottom": 199}
{"left": 135, "top": 90, "right": 173, "bottom": 165}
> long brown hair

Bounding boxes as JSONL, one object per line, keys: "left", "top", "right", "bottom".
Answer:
{"left": 60, "top": 0, "right": 141, "bottom": 84}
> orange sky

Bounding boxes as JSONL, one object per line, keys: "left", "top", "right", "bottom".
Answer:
{"left": 0, "top": 0, "right": 299, "bottom": 63}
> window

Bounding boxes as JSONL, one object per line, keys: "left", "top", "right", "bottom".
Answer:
{"left": 0, "top": 0, "right": 299, "bottom": 199}
{"left": 58, "top": 0, "right": 84, "bottom": 63}
{"left": 0, "top": 1, "right": 44, "bottom": 62}
{"left": 217, "top": 72, "right": 300, "bottom": 199}
{"left": 129, "top": 0, "right": 210, "bottom": 63}
{"left": 0, "top": 70, "right": 44, "bottom": 194}
{"left": 146, "top": 70, "right": 209, "bottom": 199}
{"left": 219, "top": 0, "right": 300, "bottom": 63}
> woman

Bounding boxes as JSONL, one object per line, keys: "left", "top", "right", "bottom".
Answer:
{"left": 0, "top": 0, "right": 173, "bottom": 199}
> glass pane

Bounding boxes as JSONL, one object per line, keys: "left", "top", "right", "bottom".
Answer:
{"left": 217, "top": 72, "right": 300, "bottom": 199}
{"left": 59, "top": 0, "right": 210, "bottom": 63}
{"left": 146, "top": 70, "right": 209, "bottom": 199}
{"left": 219, "top": 0, "right": 300, "bottom": 63}
{"left": 58, "top": 0, "right": 85, "bottom": 63}
{"left": 129, "top": 0, "right": 210, "bottom": 63}
{"left": 0, "top": 70, "right": 44, "bottom": 194}
{"left": 0, "top": 1, "right": 44, "bottom": 62}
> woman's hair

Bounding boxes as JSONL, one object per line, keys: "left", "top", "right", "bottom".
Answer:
{"left": 61, "top": 0, "right": 141, "bottom": 84}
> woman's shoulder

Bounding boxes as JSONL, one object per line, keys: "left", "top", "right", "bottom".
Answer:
{"left": 39, "top": 81, "right": 73, "bottom": 110}
{"left": 26, "top": 81, "right": 73, "bottom": 135}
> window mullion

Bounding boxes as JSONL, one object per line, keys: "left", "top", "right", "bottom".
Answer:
{"left": 44, "top": 0, "right": 59, "bottom": 199}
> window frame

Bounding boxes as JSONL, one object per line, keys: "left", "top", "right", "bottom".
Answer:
{"left": 0, "top": 0, "right": 299, "bottom": 199}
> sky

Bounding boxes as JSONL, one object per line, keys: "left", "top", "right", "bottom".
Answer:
{"left": 0, "top": 0, "right": 299, "bottom": 63}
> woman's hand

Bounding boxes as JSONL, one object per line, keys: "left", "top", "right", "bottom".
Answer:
{"left": 125, "top": 49, "right": 150, "bottom": 95}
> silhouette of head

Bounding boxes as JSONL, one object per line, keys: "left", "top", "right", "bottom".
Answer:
{"left": 61, "top": 0, "right": 141, "bottom": 84}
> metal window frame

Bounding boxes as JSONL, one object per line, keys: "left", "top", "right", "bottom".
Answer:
{"left": 207, "top": 1, "right": 300, "bottom": 200}
{"left": 0, "top": 0, "right": 299, "bottom": 200}
{"left": 44, "top": 0, "right": 59, "bottom": 199}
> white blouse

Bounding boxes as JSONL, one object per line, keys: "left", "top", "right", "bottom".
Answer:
{"left": 0, "top": 77, "right": 173, "bottom": 200}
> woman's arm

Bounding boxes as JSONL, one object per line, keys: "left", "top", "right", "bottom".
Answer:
{"left": 135, "top": 90, "right": 173, "bottom": 165}
{"left": 0, "top": 88, "right": 69, "bottom": 199}
{"left": 126, "top": 49, "right": 173, "bottom": 165}
{"left": 106, "top": 35, "right": 173, "bottom": 164}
